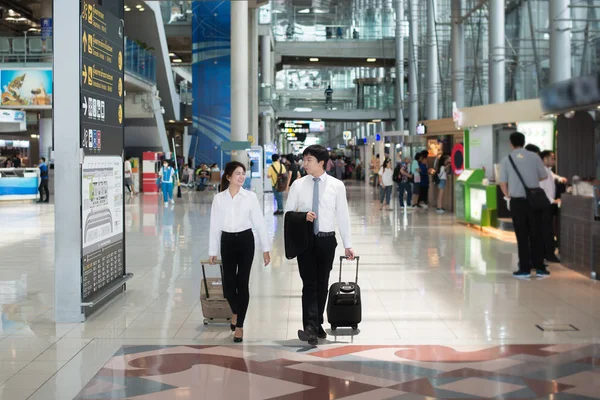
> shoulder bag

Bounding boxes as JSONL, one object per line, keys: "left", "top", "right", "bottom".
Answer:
{"left": 508, "top": 155, "right": 550, "bottom": 211}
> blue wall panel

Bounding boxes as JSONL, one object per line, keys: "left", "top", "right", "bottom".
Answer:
{"left": 191, "top": 1, "right": 231, "bottom": 167}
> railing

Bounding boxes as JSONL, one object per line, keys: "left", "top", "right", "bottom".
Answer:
{"left": 275, "top": 96, "right": 396, "bottom": 112}
{"left": 0, "top": 35, "right": 52, "bottom": 63}
{"left": 0, "top": 36, "right": 156, "bottom": 85}
{"left": 124, "top": 37, "right": 156, "bottom": 85}
{"left": 271, "top": 7, "right": 400, "bottom": 42}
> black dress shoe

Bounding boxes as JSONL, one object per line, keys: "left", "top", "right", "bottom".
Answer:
{"left": 230, "top": 324, "right": 236, "bottom": 332}
{"left": 298, "top": 328, "right": 318, "bottom": 346}
{"left": 317, "top": 326, "right": 327, "bottom": 339}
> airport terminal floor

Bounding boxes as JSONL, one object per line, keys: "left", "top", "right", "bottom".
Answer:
{"left": 1, "top": 183, "right": 600, "bottom": 399}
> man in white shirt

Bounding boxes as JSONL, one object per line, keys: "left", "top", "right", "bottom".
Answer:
{"left": 539, "top": 150, "right": 567, "bottom": 263}
{"left": 285, "top": 145, "right": 355, "bottom": 346}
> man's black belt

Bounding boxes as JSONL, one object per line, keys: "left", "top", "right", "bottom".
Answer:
{"left": 315, "top": 232, "right": 335, "bottom": 238}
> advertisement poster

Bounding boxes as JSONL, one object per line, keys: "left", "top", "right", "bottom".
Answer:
{"left": 0, "top": 69, "right": 53, "bottom": 107}
{"left": 81, "top": 156, "right": 124, "bottom": 301}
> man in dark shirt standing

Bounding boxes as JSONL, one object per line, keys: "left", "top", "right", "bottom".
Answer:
{"left": 38, "top": 157, "right": 50, "bottom": 203}
{"left": 325, "top": 85, "right": 333, "bottom": 108}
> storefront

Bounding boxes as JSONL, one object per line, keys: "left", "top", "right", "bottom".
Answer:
{"left": 540, "top": 75, "right": 600, "bottom": 279}
{"left": 453, "top": 99, "right": 550, "bottom": 229}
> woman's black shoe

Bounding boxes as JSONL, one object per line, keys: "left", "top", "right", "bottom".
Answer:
{"left": 233, "top": 336, "right": 243, "bottom": 343}
{"left": 230, "top": 324, "right": 236, "bottom": 332}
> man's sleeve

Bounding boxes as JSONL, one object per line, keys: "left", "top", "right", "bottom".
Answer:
{"left": 499, "top": 159, "right": 508, "bottom": 183}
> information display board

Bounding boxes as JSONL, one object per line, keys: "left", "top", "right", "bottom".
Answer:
{"left": 79, "top": 0, "right": 125, "bottom": 303}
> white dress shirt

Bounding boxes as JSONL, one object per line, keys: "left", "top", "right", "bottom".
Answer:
{"left": 540, "top": 167, "right": 556, "bottom": 203}
{"left": 285, "top": 172, "right": 353, "bottom": 249}
{"left": 208, "top": 188, "right": 271, "bottom": 256}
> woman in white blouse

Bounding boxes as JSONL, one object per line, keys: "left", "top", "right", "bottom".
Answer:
{"left": 208, "top": 161, "right": 271, "bottom": 342}
{"left": 378, "top": 157, "right": 394, "bottom": 211}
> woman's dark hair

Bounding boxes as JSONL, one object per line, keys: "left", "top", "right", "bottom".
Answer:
{"left": 302, "top": 145, "right": 329, "bottom": 167}
{"left": 220, "top": 161, "right": 246, "bottom": 192}
{"left": 525, "top": 144, "right": 541, "bottom": 155}
{"left": 383, "top": 157, "right": 391, "bottom": 169}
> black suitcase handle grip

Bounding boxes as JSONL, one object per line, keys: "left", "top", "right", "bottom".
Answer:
{"left": 201, "top": 260, "right": 224, "bottom": 299}
{"left": 338, "top": 255, "right": 360, "bottom": 284}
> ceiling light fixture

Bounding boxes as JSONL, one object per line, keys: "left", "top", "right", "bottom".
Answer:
{"left": 173, "top": 58, "right": 182, "bottom": 63}
{"left": 366, "top": 58, "right": 377, "bottom": 62}
{"left": 309, "top": 58, "right": 319, "bottom": 62}
{"left": 372, "top": 119, "right": 381, "bottom": 123}
{"left": 139, "top": 7, "right": 145, "bottom": 11}
{"left": 169, "top": 53, "right": 175, "bottom": 57}
{"left": 125, "top": 7, "right": 131, "bottom": 11}
{"left": 136, "top": 4, "right": 142, "bottom": 8}
{"left": 169, "top": 120, "right": 175, "bottom": 123}
{"left": 298, "top": 8, "right": 310, "bottom": 13}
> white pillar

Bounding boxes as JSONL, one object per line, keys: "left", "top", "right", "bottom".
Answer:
{"left": 260, "top": 35, "right": 272, "bottom": 102}
{"left": 451, "top": 0, "right": 465, "bottom": 107}
{"left": 54, "top": 0, "right": 83, "bottom": 322}
{"left": 550, "top": 0, "right": 571, "bottom": 83}
{"left": 39, "top": 118, "right": 53, "bottom": 162}
{"left": 488, "top": 0, "right": 505, "bottom": 104}
{"left": 407, "top": 0, "right": 419, "bottom": 134}
{"left": 231, "top": 1, "right": 249, "bottom": 162}
{"left": 395, "top": 0, "right": 404, "bottom": 131}
{"left": 426, "top": 0, "right": 438, "bottom": 119}
{"left": 249, "top": 9, "right": 259, "bottom": 146}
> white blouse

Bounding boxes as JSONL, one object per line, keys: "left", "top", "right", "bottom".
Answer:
{"left": 379, "top": 167, "right": 394, "bottom": 187}
{"left": 208, "top": 188, "right": 271, "bottom": 256}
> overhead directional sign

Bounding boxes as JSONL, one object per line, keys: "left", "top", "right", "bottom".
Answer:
{"left": 80, "top": 0, "right": 124, "bottom": 156}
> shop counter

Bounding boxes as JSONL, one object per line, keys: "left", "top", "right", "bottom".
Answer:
{"left": 0, "top": 168, "right": 39, "bottom": 201}
{"left": 455, "top": 169, "right": 498, "bottom": 227}
{"left": 560, "top": 194, "right": 600, "bottom": 279}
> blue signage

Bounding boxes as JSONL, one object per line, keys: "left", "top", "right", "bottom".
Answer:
{"left": 41, "top": 18, "right": 52, "bottom": 41}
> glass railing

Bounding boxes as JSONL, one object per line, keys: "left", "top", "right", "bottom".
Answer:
{"left": 0, "top": 36, "right": 156, "bottom": 85}
{"left": 124, "top": 37, "right": 156, "bottom": 85}
{"left": 271, "top": 7, "right": 400, "bottom": 42}
{"left": 160, "top": 0, "right": 192, "bottom": 25}
{"left": 275, "top": 94, "right": 396, "bottom": 112}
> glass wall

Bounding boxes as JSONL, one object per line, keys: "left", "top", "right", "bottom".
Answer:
{"left": 124, "top": 38, "right": 157, "bottom": 85}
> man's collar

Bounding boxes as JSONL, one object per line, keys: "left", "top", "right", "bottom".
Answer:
{"left": 312, "top": 171, "right": 327, "bottom": 181}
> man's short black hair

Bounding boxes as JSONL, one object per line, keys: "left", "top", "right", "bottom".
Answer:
{"left": 510, "top": 132, "right": 526, "bottom": 148}
{"left": 40, "top": 157, "right": 46, "bottom": 162}
{"left": 272, "top": 154, "right": 280, "bottom": 162}
{"left": 540, "top": 150, "right": 554, "bottom": 160}
{"left": 525, "top": 144, "right": 541, "bottom": 155}
{"left": 376, "top": 154, "right": 380, "bottom": 158}
{"left": 302, "top": 145, "right": 329, "bottom": 166}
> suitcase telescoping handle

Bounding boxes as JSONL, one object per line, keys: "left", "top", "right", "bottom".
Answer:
{"left": 201, "top": 259, "right": 224, "bottom": 299}
{"left": 339, "top": 255, "right": 360, "bottom": 284}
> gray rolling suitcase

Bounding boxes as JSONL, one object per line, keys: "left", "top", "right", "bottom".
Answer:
{"left": 200, "top": 260, "right": 231, "bottom": 325}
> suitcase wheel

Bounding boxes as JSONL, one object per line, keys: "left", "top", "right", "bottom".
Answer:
{"left": 203, "top": 319, "right": 209, "bottom": 325}
{"left": 331, "top": 325, "right": 337, "bottom": 331}
{"left": 351, "top": 324, "right": 358, "bottom": 330}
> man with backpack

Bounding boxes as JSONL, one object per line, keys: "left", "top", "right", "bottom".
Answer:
{"left": 267, "top": 154, "right": 287, "bottom": 215}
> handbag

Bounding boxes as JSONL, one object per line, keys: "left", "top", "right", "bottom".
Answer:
{"left": 508, "top": 155, "right": 550, "bottom": 211}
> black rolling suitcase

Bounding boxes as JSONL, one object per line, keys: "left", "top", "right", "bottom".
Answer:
{"left": 327, "top": 256, "right": 361, "bottom": 331}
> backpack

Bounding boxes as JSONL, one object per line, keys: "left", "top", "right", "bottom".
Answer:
{"left": 272, "top": 164, "right": 287, "bottom": 192}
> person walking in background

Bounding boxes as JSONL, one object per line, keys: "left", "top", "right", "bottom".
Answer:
{"left": 285, "top": 144, "right": 354, "bottom": 346}
{"left": 371, "top": 154, "right": 381, "bottom": 187}
{"left": 325, "top": 85, "right": 333, "bottom": 107}
{"left": 37, "top": 157, "right": 49, "bottom": 203}
{"left": 209, "top": 161, "right": 271, "bottom": 343}
{"left": 394, "top": 157, "right": 413, "bottom": 208}
{"left": 499, "top": 132, "right": 549, "bottom": 278}
{"left": 539, "top": 150, "right": 567, "bottom": 263}
{"left": 410, "top": 153, "right": 422, "bottom": 208}
{"left": 267, "top": 154, "right": 287, "bottom": 215}
{"left": 124, "top": 156, "right": 136, "bottom": 195}
{"left": 378, "top": 157, "right": 394, "bottom": 211}
{"left": 159, "top": 160, "right": 176, "bottom": 207}
{"left": 436, "top": 155, "right": 451, "bottom": 213}
{"left": 417, "top": 151, "right": 430, "bottom": 208}
{"left": 335, "top": 156, "right": 345, "bottom": 180}
{"left": 287, "top": 154, "right": 301, "bottom": 190}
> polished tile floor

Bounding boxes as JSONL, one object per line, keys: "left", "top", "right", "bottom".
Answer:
{"left": 1, "top": 183, "right": 600, "bottom": 399}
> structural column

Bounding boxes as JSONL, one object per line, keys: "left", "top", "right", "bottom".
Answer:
{"left": 451, "top": 0, "right": 465, "bottom": 107}
{"left": 249, "top": 8, "right": 259, "bottom": 146}
{"left": 54, "top": 0, "right": 83, "bottom": 322}
{"left": 407, "top": 0, "right": 419, "bottom": 135}
{"left": 394, "top": 0, "right": 404, "bottom": 131}
{"left": 426, "top": 0, "right": 439, "bottom": 119}
{"left": 488, "top": 0, "right": 505, "bottom": 104}
{"left": 549, "top": 0, "right": 571, "bottom": 83}
{"left": 231, "top": 1, "right": 249, "bottom": 161}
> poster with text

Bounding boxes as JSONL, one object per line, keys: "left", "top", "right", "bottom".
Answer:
{"left": 0, "top": 69, "right": 53, "bottom": 107}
